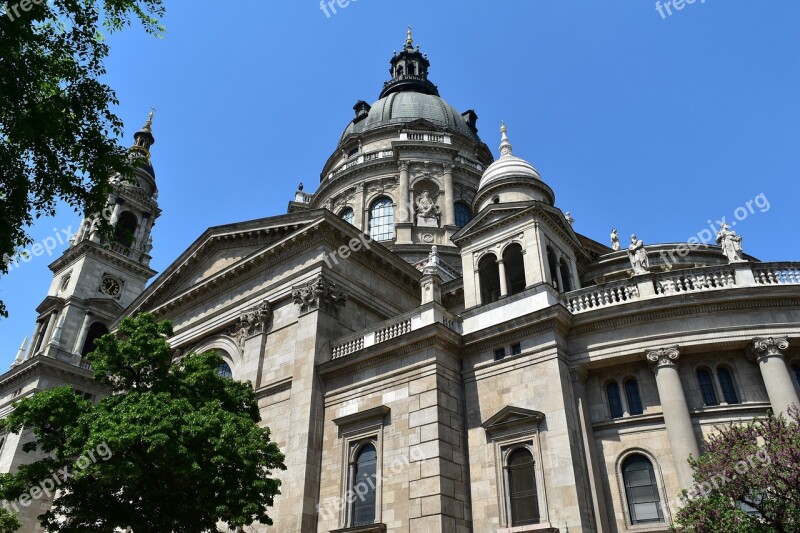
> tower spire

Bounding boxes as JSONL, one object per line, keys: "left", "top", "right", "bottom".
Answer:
{"left": 406, "top": 25, "right": 413, "bottom": 48}
{"left": 499, "top": 121, "right": 513, "bottom": 156}
{"left": 131, "top": 108, "right": 156, "bottom": 160}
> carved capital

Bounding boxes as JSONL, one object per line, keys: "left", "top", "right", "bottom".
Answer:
{"left": 292, "top": 274, "right": 348, "bottom": 315}
{"left": 646, "top": 346, "right": 680, "bottom": 369}
{"left": 747, "top": 337, "right": 789, "bottom": 363}
{"left": 569, "top": 365, "right": 588, "bottom": 383}
{"left": 228, "top": 300, "right": 272, "bottom": 348}
{"left": 442, "top": 163, "right": 455, "bottom": 174}
{"left": 398, "top": 161, "right": 410, "bottom": 172}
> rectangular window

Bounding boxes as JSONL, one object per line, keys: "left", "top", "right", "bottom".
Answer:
{"left": 495, "top": 348, "right": 506, "bottom": 361}
{"left": 511, "top": 343, "right": 522, "bottom": 356}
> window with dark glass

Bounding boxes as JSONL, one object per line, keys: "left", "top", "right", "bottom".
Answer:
{"left": 511, "top": 343, "right": 522, "bottom": 356}
{"left": 369, "top": 198, "right": 394, "bottom": 241}
{"left": 494, "top": 348, "right": 506, "bottom": 361}
{"left": 717, "top": 368, "right": 739, "bottom": 404}
{"left": 350, "top": 443, "right": 377, "bottom": 526}
{"left": 340, "top": 207, "right": 355, "bottom": 226}
{"left": 503, "top": 244, "right": 526, "bottom": 295}
{"left": 217, "top": 362, "right": 233, "bottom": 380}
{"left": 607, "top": 382, "right": 624, "bottom": 419}
{"left": 622, "top": 455, "right": 664, "bottom": 524}
{"left": 625, "top": 379, "right": 644, "bottom": 416}
{"left": 505, "top": 448, "right": 540, "bottom": 526}
{"left": 697, "top": 369, "right": 719, "bottom": 406}
{"left": 559, "top": 259, "right": 573, "bottom": 292}
{"left": 479, "top": 254, "right": 501, "bottom": 304}
{"left": 455, "top": 202, "right": 472, "bottom": 228}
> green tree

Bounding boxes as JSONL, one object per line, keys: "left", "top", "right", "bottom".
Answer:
{"left": 0, "top": 313, "right": 286, "bottom": 532}
{"left": 0, "top": 0, "right": 165, "bottom": 318}
{"left": 672, "top": 408, "right": 800, "bottom": 532}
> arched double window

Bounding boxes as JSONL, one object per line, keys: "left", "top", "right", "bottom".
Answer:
{"left": 607, "top": 382, "right": 624, "bottom": 419}
{"left": 717, "top": 367, "right": 739, "bottom": 404}
{"left": 455, "top": 202, "right": 472, "bottom": 228}
{"left": 369, "top": 198, "right": 394, "bottom": 241}
{"left": 697, "top": 369, "right": 719, "bottom": 406}
{"left": 504, "top": 447, "right": 540, "bottom": 526}
{"left": 503, "top": 244, "right": 526, "bottom": 296}
{"left": 114, "top": 211, "right": 138, "bottom": 246}
{"left": 478, "top": 254, "right": 501, "bottom": 304}
{"left": 339, "top": 207, "right": 355, "bottom": 226}
{"left": 81, "top": 322, "right": 109, "bottom": 357}
{"left": 625, "top": 379, "right": 644, "bottom": 416}
{"left": 622, "top": 455, "right": 664, "bottom": 524}
{"left": 349, "top": 442, "right": 378, "bottom": 526}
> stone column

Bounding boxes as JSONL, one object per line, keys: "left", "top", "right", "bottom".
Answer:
{"left": 646, "top": 346, "right": 700, "bottom": 490}
{"left": 442, "top": 163, "right": 455, "bottom": 227}
{"left": 37, "top": 311, "right": 59, "bottom": 355}
{"left": 26, "top": 319, "right": 44, "bottom": 359}
{"left": 72, "top": 311, "right": 94, "bottom": 355}
{"left": 474, "top": 268, "right": 483, "bottom": 307}
{"left": 570, "top": 366, "right": 611, "bottom": 533}
{"left": 353, "top": 184, "right": 365, "bottom": 232}
{"left": 398, "top": 161, "right": 410, "bottom": 224}
{"left": 497, "top": 259, "right": 508, "bottom": 297}
{"left": 747, "top": 337, "right": 799, "bottom": 416}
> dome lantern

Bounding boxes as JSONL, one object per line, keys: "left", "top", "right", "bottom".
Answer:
{"left": 380, "top": 26, "right": 439, "bottom": 99}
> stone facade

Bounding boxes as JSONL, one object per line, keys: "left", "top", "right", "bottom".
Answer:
{"left": 2, "top": 33, "right": 800, "bottom": 533}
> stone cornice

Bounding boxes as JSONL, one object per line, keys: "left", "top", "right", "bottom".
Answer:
{"left": 49, "top": 240, "right": 157, "bottom": 279}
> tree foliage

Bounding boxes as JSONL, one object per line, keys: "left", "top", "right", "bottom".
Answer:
{"left": 0, "top": 313, "right": 286, "bottom": 532}
{"left": 673, "top": 408, "right": 800, "bottom": 532}
{"left": 0, "top": 0, "right": 165, "bottom": 318}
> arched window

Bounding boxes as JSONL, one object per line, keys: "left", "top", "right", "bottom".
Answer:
{"left": 339, "top": 207, "right": 355, "bottom": 226}
{"left": 81, "top": 322, "right": 109, "bottom": 357}
{"left": 217, "top": 362, "right": 233, "bottom": 380}
{"left": 625, "top": 379, "right": 644, "bottom": 416}
{"left": 607, "top": 382, "right": 624, "bottom": 419}
{"left": 559, "top": 259, "right": 573, "bottom": 292}
{"left": 697, "top": 369, "right": 719, "bottom": 406}
{"left": 503, "top": 244, "right": 526, "bottom": 296}
{"left": 622, "top": 455, "right": 664, "bottom": 524}
{"left": 369, "top": 198, "right": 394, "bottom": 241}
{"left": 717, "top": 368, "right": 739, "bottom": 404}
{"left": 546, "top": 248, "right": 559, "bottom": 290}
{"left": 350, "top": 443, "right": 377, "bottom": 526}
{"left": 505, "top": 448, "right": 540, "bottom": 526}
{"left": 114, "top": 211, "right": 138, "bottom": 246}
{"left": 455, "top": 202, "right": 472, "bottom": 228}
{"left": 478, "top": 254, "right": 501, "bottom": 304}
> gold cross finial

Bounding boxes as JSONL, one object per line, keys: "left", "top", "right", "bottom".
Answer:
{"left": 146, "top": 106, "right": 156, "bottom": 126}
{"left": 406, "top": 25, "right": 413, "bottom": 46}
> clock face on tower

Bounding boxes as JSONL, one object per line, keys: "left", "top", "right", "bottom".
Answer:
{"left": 100, "top": 276, "right": 122, "bottom": 297}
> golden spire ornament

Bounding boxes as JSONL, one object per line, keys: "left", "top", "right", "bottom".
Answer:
{"left": 406, "top": 25, "right": 413, "bottom": 47}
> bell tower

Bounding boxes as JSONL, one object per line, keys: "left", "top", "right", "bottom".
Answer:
{"left": 12, "top": 112, "right": 162, "bottom": 367}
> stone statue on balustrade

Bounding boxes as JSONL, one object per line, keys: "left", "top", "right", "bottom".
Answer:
{"left": 611, "top": 229, "right": 620, "bottom": 251}
{"left": 716, "top": 222, "right": 745, "bottom": 263}
{"left": 628, "top": 234, "right": 650, "bottom": 275}
{"left": 415, "top": 190, "right": 440, "bottom": 228}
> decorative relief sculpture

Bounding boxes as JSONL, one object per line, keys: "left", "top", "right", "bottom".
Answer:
{"left": 415, "top": 190, "right": 440, "bottom": 228}
{"left": 747, "top": 336, "right": 789, "bottom": 362}
{"left": 716, "top": 222, "right": 745, "bottom": 263}
{"left": 228, "top": 300, "right": 272, "bottom": 348}
{"left": 628, "top": 234, "right": 650, "bottom": 275}
{"left": 565, "top": 212, "right": 575, "bottom": 225}
{"left": 611, "top": 229, "right": 620, "bottom": 252}
{"left": 292, "top": 274, "right": 348, "bottom": 315}
{"left": 646, "top": 346, "right": 680, "bottom": 368}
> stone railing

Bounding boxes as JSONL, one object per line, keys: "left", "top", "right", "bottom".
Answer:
{"left": 653, "top": 266, "right": 735, "bottom": 295}
{"left": 330, "top": 304, "right": 461, "bottom": 360}
{"left": 456, "top": 156, "right": 484, "bottom": 172}
{"left": 565, "top": 280, "right": 640, "bottom": 314}
{"left": 399, "top": 131, "right": 452, "bottom": 144}
{"left": 753, "top": 263, "right": 800, "bottom": 285}
{"left": 328, "top": 150, "right": 394, "bottom": 179}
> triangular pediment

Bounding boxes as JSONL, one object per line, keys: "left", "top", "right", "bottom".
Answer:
{"left": 482, "top": 405, "right": 545, "bottom": 435}
{"left": 404, "top": 118, "right": 441, "bottom": 131}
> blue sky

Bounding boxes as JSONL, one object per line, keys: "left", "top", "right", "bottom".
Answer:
{"left": 1, "top": 0, "right": 799, "bottom": 366}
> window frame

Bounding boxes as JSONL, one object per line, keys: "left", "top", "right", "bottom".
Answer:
{"left": 454, "top": 201, "right": 472, "bottom": 228}
{"left": 339, "top": 207, "right": 356, "bottom": 226}
{"left": 696, "top": 368, "right": 719, "bottom": 406}
{"left": 607, "top": 381, "right": 624, "bottom": 419}
{"left": 624, "top": 378, "right": 644, "bottom": 416}
{"left": 503, "top": 444, "right": 541, "bottom": 527}
{"left": 616, "top": 449, "right": 671, "bottom": 530}
{"left": 368, "top": 197, "right": 394, "bottom": 241}
{"left": 716, "top": 366, "right": 740, "bottom": 405}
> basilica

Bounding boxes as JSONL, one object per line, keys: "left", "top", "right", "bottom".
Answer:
{"left": 2, "top": 30, "right": 800, "bottom": 533}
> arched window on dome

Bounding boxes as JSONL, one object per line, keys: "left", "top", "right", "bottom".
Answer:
{"left": 607, "top": 382, "right": 624, "bottom": 419}
{"left": 717, "top": 367, "right": 739, "bottom": 404}
{"left": 624, "top": 379, "right": 644, "bottom": 416}
{"left": 81, "top": 322, "right": 109, "bottom": 357}
{"left": 454, "top": 202, "right": 472, "bottom": 228}
{"left": 339, "top": 207, "right": 355, "bottom": 226}
{"left": 369, "top": 198, "right": 394, "bottom": 241}
{"left": 622, "top": 455, "right": 664, "bottom": 524}
{"left": 478, "top": 254, "right": 501, "bottom": 305}
{"left": 114, "top": 211, "right": 138, "bottom": 246}
{"left": 217, "top": 362, "right": 233, "bottom": 380}
{"left": 503, "top": 244, "right": 526, "bottom": 296}
{"left": 504, "top": 447, "right": 540, "bottom": 527}
{"left": 349, "top": 442, "right": 378, "bottom": 526}
{"left": 697, "top": 369, "right": 719, "bottom": 406}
